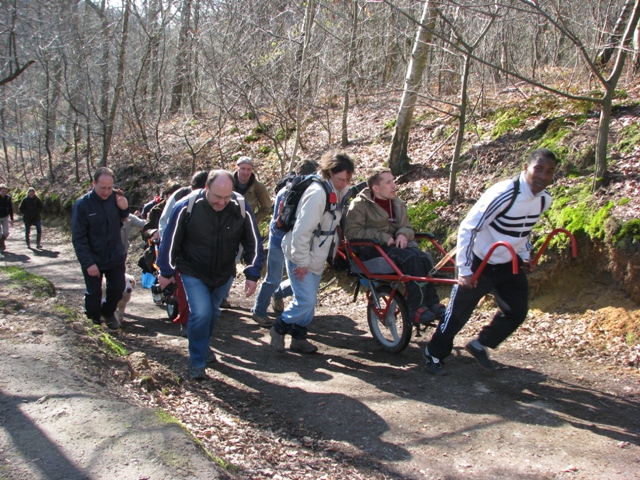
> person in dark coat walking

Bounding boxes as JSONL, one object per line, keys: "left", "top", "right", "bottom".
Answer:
{"left": 0, "top": 184, "right": 14, "bottom": 252}
{"left": 72, "top": 167, "right": 129, "bottom": 330}
{"left": 19, "top": 187, "right": 44, "bottom": 249}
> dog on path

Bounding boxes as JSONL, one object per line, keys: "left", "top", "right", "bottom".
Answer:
{"left": 102, "top": 274, "right": 136, "bottom": 324}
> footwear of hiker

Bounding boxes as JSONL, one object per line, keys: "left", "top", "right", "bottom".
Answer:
{"left": 188, "top": 365, "right": 208, "bottom": 381}
{"left": 464, "top": 341, "right": 496, "bottom": 372}
{"left": 424, "top": 348, "right": 446, "bottom": 375}
{"left": 104, "top": 315, "right": 120, "bottom": 330}
{"left": 290, "top": 337, "right": 318, "bottom": 354}
{"left": 252, "top": 312, "right": 274, "bottom": 328}
{"left": 269, "top": 326, "right": 285, "bottom": 353}
{"left": 272, "top": 296, "right": 285, "bottom": 314}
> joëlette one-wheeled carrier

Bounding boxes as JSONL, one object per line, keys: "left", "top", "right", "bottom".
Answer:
{"left": 337, "top": 228, "right": 577, "bottom": 354}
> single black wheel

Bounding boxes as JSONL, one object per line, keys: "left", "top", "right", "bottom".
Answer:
{"left": 367, "top": 284, "right": 411, "bottom": 353}
{"left": 166, "top": 296, "right": 179, "bottom": 320}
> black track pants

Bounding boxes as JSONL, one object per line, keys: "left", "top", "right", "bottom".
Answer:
{"left": 427, "top": 256, "right": 528, "bottom": 360}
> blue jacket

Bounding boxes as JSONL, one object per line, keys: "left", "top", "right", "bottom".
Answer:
{"left": 72, "top": 189, "right": 129, "bottom": 270}
{"left": 157, "top": 190, "right": 264, "bottom": 289}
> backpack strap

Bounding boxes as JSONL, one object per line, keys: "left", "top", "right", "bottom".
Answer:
{"left": 495, "top": 176, "right": 520, "bottom": 220}
{"left": 232, "top": 192, "right": 246, "bottom": 218}
{"left": 183, "top": 189, "right": 202, "bottom": 225}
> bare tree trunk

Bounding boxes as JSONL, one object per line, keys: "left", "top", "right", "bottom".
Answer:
{"left": 103, "top": 0, "right": 131, "bottom": 163}
{"left": 596, "top": 0, "right": 635, "bottom": 69}
{"left": 448, "top": 52, "right": 471, "bottom": 203}
{"left": 594, "top": 0, "right": 640, "bottom": 189}
{"left": 0, "top": 106, "right": 9, "bottom": 178}
{"left": 341, "top": 0, "right": 359, "bottom": 148}
{"left": 388, "top": 0, "right": 437, "bottom": 175}
{"left": 290, "top": 0, "right": 317, "bottom": 171}
{"left": 170, "top": 0, "right": 193, "bottom": 114}
{"left": 44, "top": 64, "right": 62, "bottom": 181}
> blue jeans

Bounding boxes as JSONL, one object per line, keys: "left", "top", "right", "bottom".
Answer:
{"left": 181, "top": 274, "right": 233, "bottom": 369}
{"left": 277, "top": 258, "right": 321, "bottom": 338}
{"left": 252, "top": 237, "right": 293, "bottom": 318}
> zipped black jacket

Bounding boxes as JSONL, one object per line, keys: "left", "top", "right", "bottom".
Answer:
{"left": 157, "top": 190, "right": 264, "bottom": 289}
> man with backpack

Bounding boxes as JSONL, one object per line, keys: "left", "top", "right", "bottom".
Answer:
{"left": 424, "top": 148, "right": 558, "bottom": 375}
{"left": 251, "top": 159, "right": 318, "bottom": 327}
{"left": 156, "top": 170, "right": 264, "bottom": 380}
{"left": 269, "top": 151, "right": 355, "bottom": 354}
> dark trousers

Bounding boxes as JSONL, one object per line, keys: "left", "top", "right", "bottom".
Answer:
{"left": 427, "top": 256, "right": 529, "bottom": 360}
{"left": 24, "top": 220, "right": 41, "bottom": 245}
{"left": 381, "top": 245, "right": 440, "bottom": 314}
{"left": 82, "top": 263, "right": 126, "bottom": 322}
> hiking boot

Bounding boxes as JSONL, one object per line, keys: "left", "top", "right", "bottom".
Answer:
{"left": 220, "top": 299, "right": 231, "bottom": 309}
{"left": 104, "top": 315, "right": 120, "bottom": 330}
{"left": 0, "top": 236, "right": 5, "bottom": 252}
{"left": 272, "top": 296, "right": 285, "bottom": 314}
{"left": 290, "top": 337, "right": 318, "bottom": 354}
{"left": 188, "top": 365, "right": 208, "bottom": 381}
{"left": 412, "top": 307, "right": 436, "bottom": 326}
{"left": 36, "top": 244, "right": 42, "bottom": 249}
{"left": 424, "top": 349, "right": 446, "bottom": 375}
{"left": 269, "top": 326, "right": 285, "bottom": 353}
{"left": 430, "top": 303, "right": 447, "bottom": 320}
{"left": 206, "top": 348, "right": 217, "bottom": 365}
{"left": 252, "top": 312, "right": 274, "bottom": 328}
{"left": 465, "top": 341, "right": 496, "bottom": 372}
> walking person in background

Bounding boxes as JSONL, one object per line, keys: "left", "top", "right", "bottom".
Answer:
{"left": 424, "top": 148, "right": 559, "bottom": 375}
{"left": 220, "top": 156, "right": 272, "bottom": 309}
{"left": 72, "top": 167, "right": 129, "bottom": 330}
{"left": 157, "top": 170, "right": 209, "bottom": 337}
{"left": 0, "top": 184, "right": 14, "bottom": 253}
{"left": 19, "top": 187, "right": 44, "bottom": 249}
{"left": 156, "top": 170, "right": 264, "bottom": 380}
{"left": 269, "top": 151, "right": 355, "bottom": 355}
{"left": 251, "top": 159, "right": 318, "bottom": 327}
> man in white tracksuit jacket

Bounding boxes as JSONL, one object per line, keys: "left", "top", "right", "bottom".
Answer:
{"left": 424, "top": 148, "right": 559, "bottom": 375}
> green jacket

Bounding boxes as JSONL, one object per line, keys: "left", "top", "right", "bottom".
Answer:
{"left": 344, "top": 188, "right": 415, "bottom": 245}
{"left": 233, "top": 172, "right": 272, "bottom": 224}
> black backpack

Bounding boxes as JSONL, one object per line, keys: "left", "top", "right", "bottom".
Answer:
{"left": 275, "top": 175, "right": 336, "bottom": 233}
{"left": 274, "top": 172, "right": 296, "bottom": 195}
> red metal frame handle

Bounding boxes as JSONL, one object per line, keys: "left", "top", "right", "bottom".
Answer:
{"left": 531, "top": 228, "right": 578, "bottom": 266}
{"left": 470, "top": 241, "right": 518, "bottom": 285}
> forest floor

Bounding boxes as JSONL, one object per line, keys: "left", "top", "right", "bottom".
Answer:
{"left": 1, "top": 226, "right": 639, "bottom": 479}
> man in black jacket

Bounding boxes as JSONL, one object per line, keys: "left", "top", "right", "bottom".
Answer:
{"left": 157, "top": 170, "right": 264, "bottom": 380}
{"left": 72, "top": 167, "right": 129, "bottom": 329}
{"left": 19, "top": 187, "right": 44, "bottom": 249}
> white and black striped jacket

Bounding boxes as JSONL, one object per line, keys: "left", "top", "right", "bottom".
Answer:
{"left": 456, "top": 172, "right": 552, "bottom": 277}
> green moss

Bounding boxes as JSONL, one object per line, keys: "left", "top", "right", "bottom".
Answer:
{"left": 244, "top": 133, "right": 259, "bottom": 143}
{"left": 617, "top": 197, "right": 630, "bottom": 206}
{"left": 258, "top": 144, "right": 272, "bottom": 154}
{"left": 275, "top": 127, "right": 291, "bottom": 142}
{"left": 585, "top": 201, "right": 614, "bottom": 241}
{"left": 383, "top": 118, "right": 396, "bottom": 130}
{"left": 407, "top": 199, "right": 447, "bottom": 233}
{"left": 489, "top": 107, "right": 524, "bottom": 139}
{"left": 613, "top": 219, "right": 640, "bottom": 245}
{"left": 1, "top": 266, "right": 56, "bottom": 297}
{"left": 99, "top": 333, "right": 127, "bottom": 356}
{"left": 615, "top": 123, "right": 640, "bottom": 154}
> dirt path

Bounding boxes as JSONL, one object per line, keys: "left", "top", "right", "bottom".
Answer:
{"left": 2, "top": 227, "right": 640, "bottom": 479}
